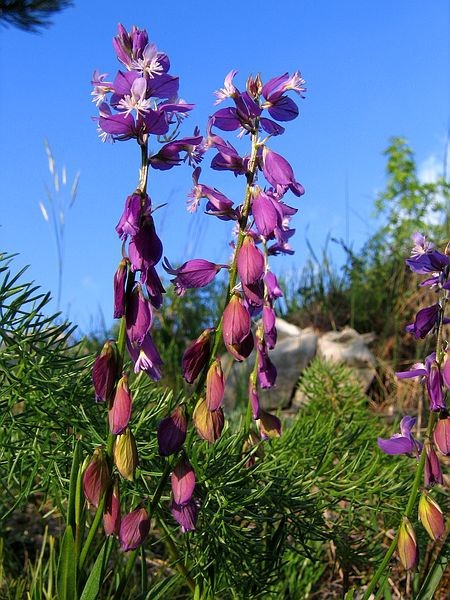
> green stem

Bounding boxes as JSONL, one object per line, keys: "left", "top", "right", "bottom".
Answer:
{"left": 78, "top": 493, "right": 107, "bottom": 571}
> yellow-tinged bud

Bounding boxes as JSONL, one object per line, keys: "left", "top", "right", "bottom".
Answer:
{"left": 397, "top": 516, "right": 418, "bottom": 571}
{"left": 418, "top": 492, "right": 445, "bottom": 540}
{"left": 114, "top": 428, "right": 138, "bottom": 481}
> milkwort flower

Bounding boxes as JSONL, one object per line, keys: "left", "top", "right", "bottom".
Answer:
{"left": 377, "top": 415, "right": 421, "bottom": 457}
{"left": 396, "top": 353, "right": 446, "bottom": 412}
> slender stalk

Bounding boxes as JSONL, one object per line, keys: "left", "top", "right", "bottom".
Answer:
{"left": 157, "top": 514, "right": 196, "bottom": 593}
{"left": 78, "top": 493, "right": 107, "bottom": 570}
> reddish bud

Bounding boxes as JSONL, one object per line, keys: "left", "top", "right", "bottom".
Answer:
{"left": 103, "top": 480, "right": 121, "bottom": 536}
{"left": 114, "top": 428, "right": 138, "bottom": 481}
{"left": 125, "top": 284, "right": 152, "bottom": 346}
{"left": 237, "top": 236, "right": 265, "bottom": 286}
{"left": 418, "top": 492, "right": 445, "bottom": 540}
{"left": 434, "top": 413, "right": 450, "bottom": 455}
{"left": 119, "top": 507, "right": 150, "bottom": 551}
{"left": 113, "top": 259, "right": 128, "bottom": 319}
{"left": 193, "top": 399, "right": 224, "bottom": 443}
{"left": 83, "top": 447, "right": 110, "bottom": 508}
{"left": 424, "top": 441, "right": 443, "bottom": 487}
{"left": 397, "top": 517, "right": 418, "bottom": 571}
{"left": 109, "top": 374, "right": 132, "bottom": 435}
{"left": 182, "top": 328, "right": 213, "bottom": 384}
{"left": 157, "top": 405, "right": 187, "bottom": 456}
{"left": 171, "top": 457, "right": 196, "bottom": 506}
{"left": 92, "top": 340, "right": 119, "bottom": 403}
{"left": 170, "top": 498, "right": 198, "bottom": 533}
{"left": 206, "top": 358, "right": 225, "bottom": 411}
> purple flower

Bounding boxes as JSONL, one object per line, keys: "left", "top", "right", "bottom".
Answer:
{"left": 162, "top": 258, "right": 225, "bottom": 296}
{"left": 237, "top": 236, "right": 265, "bottom": 286}
{"left": 252, "top": 190, "right": 279, "bottom": 238}
{"left": 171, "top": 457, "right": 196, "bottom": 506}
{"left": 116, "top": 193, "right": 150, "bottom": 240}
{"left": 119, "top": 507, "right": 150, "bottom": 552}
{"left": 406, "top": 251, "right": 449, "bottom": 275}
{"left": 411, "top": 232, "right": 434, "bottom": 256}
{"left": 83, "top": 448, "right": 110, "bottom": 508}
{"left": 141, "top": 266, "right": 165, "bottom": 309}
{"left": 92, "top": 340, "right": 118, "bottom": 403}
{"left": 424, "top": 442, "right": 443, "bottom": 486}
{"left": 262, "top": 305, "right": 277, "bottom": 349}
{"left": 214, "top": 70, "right": 239, "bottom": 105}
{"left": 262, "top": 146, "right": 304, "bottom": 197}
{"left": 170, "top": 498, "right": 198, "bottom": 533}
{"left": 433, "top": 413, "right": 450, "bottom": 455}
{"left": 257, "top": 338, "right": 277, "bottom": 388}
{"left": 264, "top": 271, "right": 283, "bottom": 300}
{"left": 377, "top": 415, "right": 421, "bottom": 456}
{"left": 127, "top": 333, "right": 163, "bottom": 381}
{"left": 103, "top": 481, "right": 121, "bottom": 537}
{"left": 396, "top": 353, "right": 446, "bottom": 412}
{"left": 187, "top": 167, "right": 236, "bottom": 220}
{"left": 405, "top": 304, "right": 440, "bottom": 339}
{"left": 149, "top": 134, "right": 203, "bottom": 170}
{"left": 222, "top": 294, "right": 252, "bottom": 358}
{"left": 181, "top": 328, "right": 213, "bottom": 384}
{"left": 125, "top": 285, "right": 152, "bottom": 346}
{"left": 249, "top": 383, "right": 261, "bottom": 419}
{"left": 128, "top": 217, "right": 163, "bottom": 274}
{"left": 256, "top": 410, "right": 282, "bottom": 439}
{"left": 113, "top": 259, "right": 127, "bottom": 319}
{"left": 157, "top": 405, "right": 187, "bottom": 456}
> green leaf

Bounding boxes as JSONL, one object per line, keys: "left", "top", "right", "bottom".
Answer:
{"left": 79, "top": 537, "right": 113, "bottom": 600}
{"left": 67, "top": 440, "right": 81, "bottom": 530}
{"left": 415, "top": 543, "right": 449, "bottom": 600}
{"left": 344, "top": 590, "right": 354, "bottom": 600}
{"left": 57, "top": 525, "right": 77, "bottom": 600}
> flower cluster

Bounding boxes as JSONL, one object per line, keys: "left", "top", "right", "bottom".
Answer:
{"left": 160, "top": 70, "right": 306, "bottom": 449}
{"left": 86, "top": 24, "right": 204, "bottom": 550}
{"left": 377, "top": 233, "right": 448, "bottom": 570}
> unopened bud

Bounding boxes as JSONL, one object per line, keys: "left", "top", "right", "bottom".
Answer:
{"left": 83, "top": 447, "right": 110, "bottom": 508}
{"left": 103, "top": 480, "right": 121, "bottom": 536}
{"left": 418, "top": 492, "right": 445, "bottom": 540}
{"left": 119, "top": 507, "right": 150, "bottom": 551}
{"left": 434, "top": 412, "right": 450, "bottom": 455}
{"left": 397, "top": 516, "right": 418, "bottom": 571}
{"left": 109, "top": 374, "right": 132, "bottom": 435}
{"left": 113, "top": 259, "right": 128, "bottom": 319}
{"left": 182, "top": 328, "right": 213, "bottom": 384}
{"left": 92, "top": 340, "right": 118, "bottom": 403}
{"left": 157, "top": 405, "right": 187, "bottom": 456}
{"left": 256, "top": 410, "right": 282, "bottom": 440}
{"left": 206, "top": 358, "right": 225, "bottom": 411}
{"left": 114, "top": 428, "right": 138, "bottom": 481}
{"left": 193, "top": 399, "right": 224, "bottom": 443}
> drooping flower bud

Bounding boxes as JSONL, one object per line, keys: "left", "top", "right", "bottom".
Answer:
{"left": 434, "top": 413, "right": 450, "bottom": 455}
{"left": 206, "top": 358, "right": 225, "bottom": 411}
{"left": 103, "top": 480, "right": 121, "bottom": 536}
{"left": 92, "top": 340, "right": 119, "bottom": 403}
{"left": 113, "top": 259, "right": 128, "bottom": 319}
{"left": 119, "top": 507, "right": 150, "bottom": 551}
{"left": 128, "top": 216, "right": 163, "bottom": 274}
{"left": 182, "top": 328, "right": 213, "bottom": 384}
{"left": 256, "top": 410, "right": 282, "bottom": 440}
{"left": 262, "top": 146, "right": 304, "bottom": 197}
{"left": 157, "top": 405, "right": 187, "bottom": 456}
{"left": 83, "top": 447, "right": 110, "bottom": 508}
{"left": 125, "top": 284, "right": 152, "bottom": 347}
{"left": 252, "top": 189, "right": 278, "bottom": 238}
{"left": 114, "top": 428, "right": 138, "bottom": 481}
{"left": 170, "top": 498, "right": 198, "bottom": 532}
{"left": 171, "top": 457, "right": 196, "bottom": 506}
{"left": 424, "top": 441, "right": 443, "bottom": 487}
{"left": 257, "top": 338, "right": 277, "bottom": 389}
{"left": 397, "top": 517, "right": 418, "bottom": 571}
{"left": 116, "top": 192, "right": 149, "bottom": 240}
{"left": 249, "top": 382, "right": 260, "bottom": 419}
{"left": 264, "top": 271, "right": 283, "bottom": 301}
{"left": 418, "top": 493, "right": 445, "bottom": 540}
{"left": 223, "top": 295, "right": 252, "bottom": 360}
{"left": 237, "top": 235, "right": 265, "bottom": 286}
{"left": 162, "top": 258, "right": 224, "bottom": 296}
{"left": 262, "top": 305, "right": 277, "bottom": 349}
{"left": 193, "top": 399, "right": 224, "bottom": 443}
{"left": 426, "top": 360, "right": 445, "bottom": 412}
{"left": 109, "top": 374, "right": 132, "bottom": 435}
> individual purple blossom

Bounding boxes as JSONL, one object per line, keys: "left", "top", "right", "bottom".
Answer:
{"left": 171, "top": 457, "right": 196, "bottom": 506}
{"left": 210, "top": 138, "right": 248, "bottom": 175}
{"left": 433, "top": 413, "right": 450, "bottom": 455}
{"left": 257, "top": 338, "right": 277, "bottom": 388}
{"left": 262, "top": 146, "right": 304, "bottom": 197}
{"left": 222, "top": 294, "right": 251, "bottom": 358}
{"left": 377, "top": 415, "right": 421, "bottom": 456}
{"left": 127, "top": 333, "right": 163, "bottom": 381}
{"left": 157, "top": 405, "right": 187, "bottom": 456}
{"left": 91, "top": 70, "right": 113, "bottom": 106}
{"left": 103, "top": 481, "right": 121, "bottom": 537}
{"left": 406, "top": 250, "right": 449, "bottom": 275}
{"left": 242, "top": 280, "right": 265, "bottom": 310}
{"left": 237, "top": 236, "right": 265, "bottom": 286}
{"left": 182, "top": 328, "right": 213, "bottom": 384}
{"left": 141, "top": 266, "right": 165, "bottom": 309}
{"left": 128, "top": 217, "right": 163, "bottom": 275}
{"left": 83, "top": 448, "right": 110, "bottom": 508}
{"left": 116, "top": 193, "right": 150, "bottom": 239}
{"left": 249, "top": 383, "right": 261, "bottom": 419}
{"left": 262, "top": 305, "right": 277, "bottom": 349}
{"left": 411, "top": 232, "right": 434, "bottom": 257}
{"left": 170, "top": 498, "right": 199, "bottom": 532}
{"left": 396, "top": 353, "right": 446, "bottom": 412}
{"left": 125, "top": 284, "right": 152, "bottom": 346}
{"left": 264, "top": 271, "right": 283, "bottom": 301}
{"left": 162, "top": 258, "right": 226, "bottom": 296}
{"left": 109, "top": 375, "right": 132, "bottom": 435}
{"left": 113, "top": 259, "right": 127, "bottom": 319}
{"left": 405, "top": 304, "right": 440, "bottom": 339}
{"left": 252, "top": 189, "right": 279, "bottom": 238}
{"left": 149, "top": 133, "right": 203, "bottom": 170}
{"left": 92, "top": 340, "right": 118, "bottom": 403}
{"left": 187, "top": 167, "right": 236, "bottom": 220}
{"left": 119, "top": 507, "right": 150, "bottom": 552}
{"left": 214, "top": 70, "right": 239, "bottom": 105}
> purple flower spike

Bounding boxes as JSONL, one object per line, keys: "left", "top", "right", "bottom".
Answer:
{"left": 109, "top": 374, "right": 133, "bottom": 435}
{"left": 182, "top": 328, "right": 213, "bottom": 384}
{"left": 405, "top": 304, "right": 439, "bottom": 339}
{"left": 206, "top": 358, "right": 225, "bottom": 411}
{"left": 125, "top": 285, "right": 152, "bottom": 346}
{"left": 171, "top": 457, "right": 196, "bottom": 506}
{"left": 434, "top": 413, "right": 450, "bottom": 455}
{"left": 377, "top": 415, "right": 421, "bottom": 456}
{"left": 170, "top": 498, "right": 198, "bottom": 533}
{"left": 424, "top": 442, "right": 443, "bottom": 487}
{"left": 262, "top": 146, "right": 304, "bottom": 197}
{"left": 119, "top": 507, "right": 150, "bottom": 552}
{"left": 237, "top": 236, "right": 265, "bottom": 286}
{"left": 162, "top": 258, "right": 225, "bottom": 296}
{"left": 157, "top": 405, "right": 187, "bottom": 456}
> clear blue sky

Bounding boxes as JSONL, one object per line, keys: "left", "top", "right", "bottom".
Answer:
{"left": 1, "top": 0, "right": 449, "bottom": 332}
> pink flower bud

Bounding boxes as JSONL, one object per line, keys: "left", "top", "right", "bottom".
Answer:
{"left": 83, "top": 447, "right": 110, "bottom": 508}
{"left": 109, "top": 374, "right": 132, "bottom": 435}
{"left": 119, "top": 507, "right": 150, "bottom": 551}
{"left": 434, "top": 413, "right": 450, "bottom": 455}
{"left": 157, "top": 405, "right": 187, "bottom": 456}
{"left": 92, "top": 340, "right": 118, "bottom": 403}
{"left": 114, "top": 428, "right": 138, "bottom": 481}
{"left": 170, "top": 498, "right": 198, "bottom": 533}
{"left": 113, "top": 259, "right": 128, "bottom": 319}
{"left": 193, "top": 399, "right": 224, "bottom": 443}
{"left": 103, "top": 480, "right": 121, "bottom": 536}
{"left": 397, "top": 517, "right": 418, "bottom": 571}
{"left": 418, "top": 493, "right": 445, "bottom": 540}
{"left": 223, "top": 295, "right": 253, "bottom": 360}
{"left": 257, "top": 410, "right": 282, "bottom": 440}
{"left": 237, "top": 236, "right": 265, "bottom": 286}
{"left": 182, "top": 328, "right": 213, "bottom": 384}
{"left": 171, "top": 457, "right": 196, "bottom": 506}
{"left": 206, "top": 358, "right": 225, "bottom": 411}
{"left": 424, "top": 441, "right": 443, "bottom": 487}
